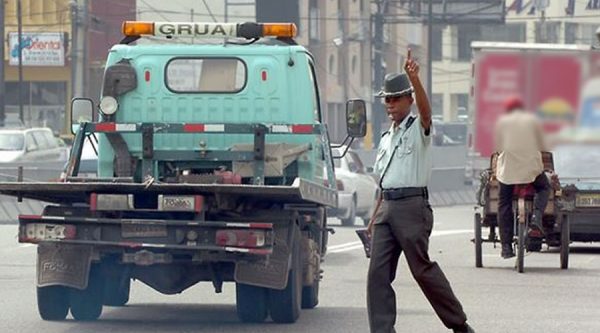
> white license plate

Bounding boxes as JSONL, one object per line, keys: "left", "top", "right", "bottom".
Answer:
{"left": 158, "top": 195, "right": 196, "bottom": 211}
{"left": 575, "top": 193, "right": 600, "bottom": 208}
{"left": 122, "top": 222, "right": 167, "bottom": 238}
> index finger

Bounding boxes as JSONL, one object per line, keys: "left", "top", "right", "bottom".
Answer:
{"left": 407, "top": 48, "right": 412, "bottom": 61}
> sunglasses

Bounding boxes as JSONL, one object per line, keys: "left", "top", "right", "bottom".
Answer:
{"left": 384, "top": 95, "right": 405, "bottom": 103}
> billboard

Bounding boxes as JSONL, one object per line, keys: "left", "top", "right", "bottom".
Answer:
{"left": 8, "top": 32, "right": 66, "bottom": 67}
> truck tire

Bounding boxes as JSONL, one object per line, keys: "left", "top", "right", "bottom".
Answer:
{"left": 103, "top": 277, "right": 130, "bottom": 307}
{"left": 269, "top": 227, "right": 302, "bottom": 323}
{"left": 301, "top": 279, "right": 319, "bottom": 309}
{"left": 70, "top": 265, "right": 104, "bottom": 321}
{"left": 37, "top": 285, "right": 69, "bottom": 321}
{"left": 236, "top": 283, "right": 268, "bottom": 323}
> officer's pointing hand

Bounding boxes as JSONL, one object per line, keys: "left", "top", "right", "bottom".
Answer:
{"left": 404, "top": 48, "right": 419, "bottom": 80}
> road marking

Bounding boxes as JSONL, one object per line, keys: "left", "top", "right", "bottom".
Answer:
{"left": 328, "top": 229, "right": 472, "bottom": 254}
{"left": 19, "top": 244, "right": 34, "bottom": 248}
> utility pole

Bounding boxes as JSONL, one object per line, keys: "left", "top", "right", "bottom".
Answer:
{"left": 372, "top": 0, "right": 388, "bottom": 148}
{"left": 427, "top": 0, "right": 433, "bottom": 100}
{"left": 70, "top": 1, "right": 78, "bottom": 101}
{"left": 0, "top": 0, "right": 6, "bottom": 126}
{"left": 17, "top": 0, "right": 24, "bottom": 123}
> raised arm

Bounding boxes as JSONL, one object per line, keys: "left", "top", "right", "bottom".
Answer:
{"left": 404, "top": 49, "right": 432, "bottom": 132}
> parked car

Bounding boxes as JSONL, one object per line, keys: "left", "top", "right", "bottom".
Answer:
{"left": 60, "top": 135, "right": 98, "bottom": 179}
{"left": 554, "top": 142, "right": 600, "bottom": 243}
{"left": 332, "top": 147, "right": 379, "bottom": 226}
{"left": 0, "top": 127, "right": 68, "bottom": 163}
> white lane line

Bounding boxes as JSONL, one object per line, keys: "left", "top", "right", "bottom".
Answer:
{"left": 328, "top": 229, "right": 472, "bottom": 254}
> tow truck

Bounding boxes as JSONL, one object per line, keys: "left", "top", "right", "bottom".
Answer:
{"left": 0, "top": 21, "right": 367, "bottom": 323}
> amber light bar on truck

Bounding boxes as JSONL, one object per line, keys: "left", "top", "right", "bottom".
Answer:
{"left": 122, "top": 21, "right": 297, "bottom": 39}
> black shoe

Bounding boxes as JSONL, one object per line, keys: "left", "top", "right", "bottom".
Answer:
{"left": 501, "top": 244, "right": 515, "bottom": 259}
{"left": 453, "top": 323, "right": 475, "bottom": 333}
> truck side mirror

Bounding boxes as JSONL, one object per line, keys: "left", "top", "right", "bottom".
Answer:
{"left": 71, "top": 98, "right": 94, "bottom": 134}
{"left": 346, "top": 99, "right": 367, "bottom": 138}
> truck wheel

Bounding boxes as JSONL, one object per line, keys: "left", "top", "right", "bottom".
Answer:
{"left": 517, "top": 223, "right": 526, "bottom": 273}
{"left": 301, "top": 279, "right": 319, "bottom": 309}
{"left": 236, "top": 283, "right": 268, "bottom": 323}
{"left": 560, "top": 215, "right": 570, "bottom": 270}
{"left": 37, "top": 285, "right": 69, "bottom": 321}
{"left": 474, "top": 213, "right": 483, "bottom": 268}
{"left": 70, "top": 265, "right": 104, "bottom": 321}
{"left": 269, "top": 228, "right": 302, "bottom": 323}
{"left": 103, "top": 277, "right": 130, "bottom": 306}
{"left": 340, "top": 198, "right": 356, "bottom": 227}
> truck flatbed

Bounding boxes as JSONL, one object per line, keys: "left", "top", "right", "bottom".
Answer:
{"left": 0, "top": 179, "right": 337, "bottom": 207}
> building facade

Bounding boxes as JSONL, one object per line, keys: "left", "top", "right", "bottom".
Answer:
{"left": 432, "top": 1, "right": 600, "bottom": 122}
{"left": 1, "top": 0, "right": 134, "bottom": 133}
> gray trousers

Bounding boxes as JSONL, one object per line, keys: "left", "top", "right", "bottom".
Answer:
{"left": 367, "top": 196, "right": 467, "bottom": 333}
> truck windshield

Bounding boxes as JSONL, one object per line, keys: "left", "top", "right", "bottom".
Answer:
{"left": 166, "top": 58, "right": 246, "bottom": 93}
{"left": 0, "top": 133, "right": 25, "bottom": 151}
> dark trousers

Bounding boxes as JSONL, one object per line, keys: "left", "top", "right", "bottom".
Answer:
{"left": 367, "top": 196, "right": 467, "bottom": 333}
{"left": 498, "top": 172, "right": 551, "bottom": 245}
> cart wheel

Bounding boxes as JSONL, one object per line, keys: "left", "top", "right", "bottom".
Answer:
{"left": 474, "top": 213, "right": 483, "bottom": 268}
{"left": 560, "top": 215, "right": 570, "bottom": 270}
{"left": 517, "top": 222, "right": 526, "bottom": 273}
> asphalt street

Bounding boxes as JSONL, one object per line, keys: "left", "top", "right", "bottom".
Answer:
{"left": 1, "top": 205, "right": 600, "bottom": 333}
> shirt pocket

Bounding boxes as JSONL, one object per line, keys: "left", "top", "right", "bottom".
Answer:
{"left": 395, "top": 136, "right": 415, "bottom": 157}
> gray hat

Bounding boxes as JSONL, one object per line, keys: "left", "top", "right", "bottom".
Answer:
{"left": 375, "top": 72, "right": 414, "bottom": 98}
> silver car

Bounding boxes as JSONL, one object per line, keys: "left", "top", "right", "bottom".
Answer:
{"left": 333, "top": 147, "right": 379, "bottom": 226}
{"left": 0, "top": 127, "right": 68, "bottom": 163}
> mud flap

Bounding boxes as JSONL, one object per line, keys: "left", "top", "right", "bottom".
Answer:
{"left": 235, "top": 225, "right": 292, "bottom": 290}
{"left": 37, "top": 243, "right": 93, "bottom": 290}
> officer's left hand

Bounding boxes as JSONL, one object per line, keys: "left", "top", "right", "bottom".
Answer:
{"left": 404, "top": 49, "right": 420, "bottom": 80}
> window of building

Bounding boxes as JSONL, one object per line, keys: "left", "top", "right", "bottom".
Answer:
{"left": 565, "top": 23, "right": 600, "bottom": 46}
{"left": 329, "top": 54, "right": 336, "bottom": 75}
{"left": 309, "top": 1, "right": 320, "bottom": 41}
{"left": 455, "top": 93, "right": 469, "bottom": 120}
{"left": 431, "top": 25, "right": 443, "bottom": 61}
{"left": 535, "top": 22, "right": 561, "bottom": 43}
{"left": 457, "top": 23, "right": 526, "bottom": 61}
{"left": 432, "top": 93, "right": 444, "bottom": 117}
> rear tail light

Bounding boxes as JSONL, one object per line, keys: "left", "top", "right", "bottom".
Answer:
{"left": 215, "top": 229, "right": 266, "bottom": 248}
{"left": 336, "top": 179, "right": 345, "bottom": 191}
{"left": 19, "top": 223, "right": 76, "bottom": 243}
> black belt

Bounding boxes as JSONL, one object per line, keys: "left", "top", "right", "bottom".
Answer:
{"left": 382, "top": 187, "right": 428, "bottom": 201}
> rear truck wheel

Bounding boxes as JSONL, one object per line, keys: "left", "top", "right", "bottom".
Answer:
{"left": 340, "top": 197, "right": 357, "bottom": 227}
{"left": 236, "top": 283, "right": 268, "bottom": 323}
{"left": 474, "top": 213, "right": 483, "bottom": 268}
{"left": 103, "top": 276, "right": 130, "bottom": 307}
{"left": 560, "top": 215, "right": 570, "bottom": 270}
{"left": 517, "top": 222, "right": 526, "bottom": 273}
{"left": 37, "top": 285, "right": 69, "bottom": 321}
{"left": 269, "top": 227, "right": 302, "bottom": 323}
{"left": 301, "top": 279, "right": 319, "bottom": 309}
{"left": 301, "top": 238, "right": 320, "bottom": 309}
{"left": 69, "top": 265, "right": 104, "bottom": 321}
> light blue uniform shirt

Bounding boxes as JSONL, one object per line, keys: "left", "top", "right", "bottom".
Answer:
{"left": 373, "top": 113, "right": 432, "bottom": 189}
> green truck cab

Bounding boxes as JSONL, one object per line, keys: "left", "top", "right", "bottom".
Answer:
{"left": 1, "top": 22, "right": 367, "bottom": 323}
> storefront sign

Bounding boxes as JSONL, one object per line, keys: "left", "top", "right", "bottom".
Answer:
{"left": 8, "top": 32, "right": 66, "bottom": 67}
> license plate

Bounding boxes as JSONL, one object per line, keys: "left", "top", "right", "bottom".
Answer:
{"left": 575, "top": 193, "right": 600, "bottom": 207}
{"left": 122, "top": 222, "right": 167, "bottom": 238}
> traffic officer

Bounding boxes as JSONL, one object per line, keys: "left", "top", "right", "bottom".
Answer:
{"left": 366, "top": 50, "right": 474, "bottom": 333}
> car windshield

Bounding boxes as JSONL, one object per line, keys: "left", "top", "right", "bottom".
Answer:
{"left": 553, "top": 144, "right": 600, "bottom": 179}
{"left": 0, "top": 132, "right": 24, "bottom": 151}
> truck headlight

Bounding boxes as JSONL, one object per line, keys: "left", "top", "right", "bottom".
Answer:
{"left": 99, "top": 96, "right": 119, "bottom": 115}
